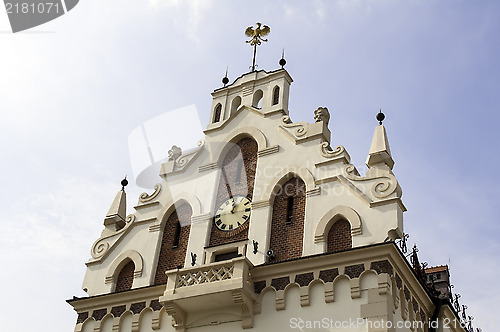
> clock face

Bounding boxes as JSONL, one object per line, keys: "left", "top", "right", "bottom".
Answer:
{"left": 214, "top": 196, "right": 252, "bottom": 231}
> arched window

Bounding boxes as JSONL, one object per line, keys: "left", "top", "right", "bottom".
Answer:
{"left": 231, "top": 96, "right": 242, "bottom": 115}
{"left": 252, "top": 90, "right": 263, "bottom": 109}
{"left": 209, "top": 138, "right": 258, "bottom": 247}
{"left": 154, "top": 203, "right": 192, "bottom": 285}
{"left": 213, "top": 103, "right": 222, "bottom": 123}
{"left": 327, "top": 219, "right": 352, "bottom": 253}
{"left": 115, "top": 260, "right": 135, "bottom": 292}
{"left": 268, "top": 177, "right": 306, "bottom": 263}
{"left": 272, "top": 86, "right": 280, "bottom": 105}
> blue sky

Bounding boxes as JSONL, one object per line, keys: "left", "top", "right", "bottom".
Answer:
{"left": 1, "top": 1, "right": 499, "bottom": 331}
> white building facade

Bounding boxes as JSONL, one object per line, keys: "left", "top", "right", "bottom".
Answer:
{"left": 68, "top": 67, "right": 465, "bottom": 332}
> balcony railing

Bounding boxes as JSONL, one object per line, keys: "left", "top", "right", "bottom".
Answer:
{"left": 159, "top": 256, "right": 256, "bottom": 329}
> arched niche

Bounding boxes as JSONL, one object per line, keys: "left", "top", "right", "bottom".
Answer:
{"left": 209, "top": 126, "right": 268, "bottom": 165}
{"left": 231, "top": 96, "right": 242, "bottom": 115}
{"left": 252, "top": 89, "right": 263, "bottom": 108}
{"left": 259, "top": 166, "right": 316, "bottom": 203}
{"left": 106, "top": 250, "right": 143, "bottom": 285}
{"left": 314, "top": 206, "right": 362, "bottom": 246}
{"left": 157, "top": 194, "right": 202, "bottom": 226}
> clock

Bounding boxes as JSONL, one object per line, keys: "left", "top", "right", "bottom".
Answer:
{"left": 214, "top": 195, "right": 252, "bottom": 231}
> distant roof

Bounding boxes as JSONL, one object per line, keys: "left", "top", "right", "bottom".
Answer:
{"left": 424, "top": 265, "right": 449, "bottom": 273}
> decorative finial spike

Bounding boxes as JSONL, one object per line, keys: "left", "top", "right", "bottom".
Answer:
{"left": 222, "top": 67, "right": 229, "bottom": 86}
{"left": 376, "top": 108, "right": 385, "bottom": 125}
{"left": 279, "top": 48, "right": 286, "bottom": 68}
{"left": 121, "top": 176, "right": 128, "bottom": 191}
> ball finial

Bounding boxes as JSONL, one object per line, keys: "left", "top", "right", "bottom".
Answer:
{"left": 279, "top": 48, "right": 286, "bottom": 68}
{"left": 121, "top": 176, "right": 128, "bottom": 191}
{"left": 376, "top": 109, "right": 385, "bottom": 125}
{"left": 222, "top": 67, "right": 229, "bottom": 86}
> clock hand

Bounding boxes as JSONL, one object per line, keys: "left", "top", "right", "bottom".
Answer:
{"left": 230, "top": 197, "right": 237, "bottom": 214}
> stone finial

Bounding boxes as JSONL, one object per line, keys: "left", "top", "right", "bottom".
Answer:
{"left": 103, "top": 189, "right": 127, "bottom": 234}
{"left": 314, "top": 107, "right": 330, "bottom": 125}
{"left": 168, "top": 145, "right": 182, "bottom": 161}
{"left": 366, "top": 124, "right": 394, "bottom": 171}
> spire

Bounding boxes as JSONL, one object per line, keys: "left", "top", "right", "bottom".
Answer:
{"left": 103, "top": 178, "right": 127, "bottom": 234}
{"left": 366, "top": 110, "right": 394, "bottom": 171}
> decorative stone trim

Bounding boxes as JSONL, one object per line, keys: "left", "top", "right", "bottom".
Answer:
{"left": 306, "top": 187, "right": 321, "bottom": 197}
{"left": 76, "top": 312, "right": 88, "bottom": 324}
{"left": 251, "top": 200, "right": 271, "bottom": 209}
{"left": 191, "top": 213, "right": 211, "bottom": 224}
{"left": 105, "top": 250, "right": 144, "bottom": 284}
{"left": 242, "top": 85, "right": 253, "bottom": 96}
{"left": 92, "top": 308, "right": 107, "bottom": 321}
{"left": 150, "top": 300, "right": 162, "bottom": 311}
{"left": 163, "top": 302, "right": 186, "bottom": 330}
{"left": 295, "top": 272, "right": 314, "bottom": 287}
{"left": 370, "top": 260, "right": 394, "bottom": 276}
{"left": 319, "top": 268, "right": 339, "bottom": 283}
{"left": 138, "top": 183, "right": 161, "bottom": 204}
{"left": 231, "top": 290, "right": 255, "bottom": 328}
{"left": 279, "top": 115, "right": 331, "bottom": 144}
{"left": 199, "top": 162, "right": 217, "bottom": 172}
{"left": 90, "top": 214, "right": 136, "bottom": 260}
{"left": 271, "top": 276, "right": 290, "bottom": 291}
{"left": 318, "top": 142, "right": 351, "bottom": 164}
{"left": 344, "top": 164, "right": 399, "bottom": 199}
{"left": 344, "top": 264, "right": 365, "bottom": 279}
{"left": 160, "top": 140, "right": 205, "bottom": 177}
{"left": 111, "top": 305, "right": 126, "bottom": 318}
{"left": 254, "top": 280, "right": 267, "bottom": 294}
{"left": 148, "top": 224, "right": 161, "bottom": 232}
{"left": 257, "top": 145, "right": 279, "bottom": 157}
{"left": 130, "top": 302, "right": 146, "bottom": 314}
{"left": 314, "top": 205, "right": 362, "bottom": 244}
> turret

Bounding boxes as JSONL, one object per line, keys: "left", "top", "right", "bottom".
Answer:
{"left": 102, "top": 178, "right": 128, "bottom": 236}
{"left": 366, "top": 110, "right": 394, "bottom": 176}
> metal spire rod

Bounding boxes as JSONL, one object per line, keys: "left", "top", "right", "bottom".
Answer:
{"left": 252, "top": 44, "right": 257, "bottom": 72}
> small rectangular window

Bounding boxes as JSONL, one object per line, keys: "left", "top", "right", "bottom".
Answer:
{"left": 172, "top": 222, "right": 181, "bottom": 248}
{"left": 214, "top": 251, "right": 240, "bottom": 262}
{"left": 286, "top": 196, "right": 294, "bottom": 224}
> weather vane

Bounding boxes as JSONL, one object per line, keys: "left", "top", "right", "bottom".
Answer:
{"left": 245, "top": 22, "right": 270, "bottom": 72}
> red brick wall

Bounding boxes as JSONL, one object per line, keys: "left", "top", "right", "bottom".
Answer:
{"left": 268, "top": 177, "right": 306, "bottom": 263}
{"left": 326, "top": 219, "right": 352, "bottom": 253}
{"left": 115, "top": 260, "right": 135, "bottom": 292}
{"left": 209, "top": 138, "right": 258, "bottom": 247}
{"left": 154, "top": 203, "right": 192, "bottom": 285}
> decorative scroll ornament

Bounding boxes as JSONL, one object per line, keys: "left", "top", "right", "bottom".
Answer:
{"left": 319, "top": 142, "right": 345, "bottom": 158}
{"left": 281, "top": 116, "right": 307, "bottom": 137}
{"left": 168, "top": 145, "right": 182, "bottom": 161}
{"left": 139, "top": 183, "right": 162, "bottom": 203}
{"left": 174, "top": 139, "right": 205, "bottom": 169}
{"left": 91, "top": 214, "right": 136, "bottom": 259}
{"left": 344, "top": 164, "right": 398, "bottom": 199}
{"left": 91, "top": 241, "right": 109, "bottom": 259}
{"left": 314, "top": 107, "right": 330, "bottom": 125}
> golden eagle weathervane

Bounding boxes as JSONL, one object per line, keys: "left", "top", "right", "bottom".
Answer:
{"left": 245, "top": 23, "right": 270, "bottom": 72}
